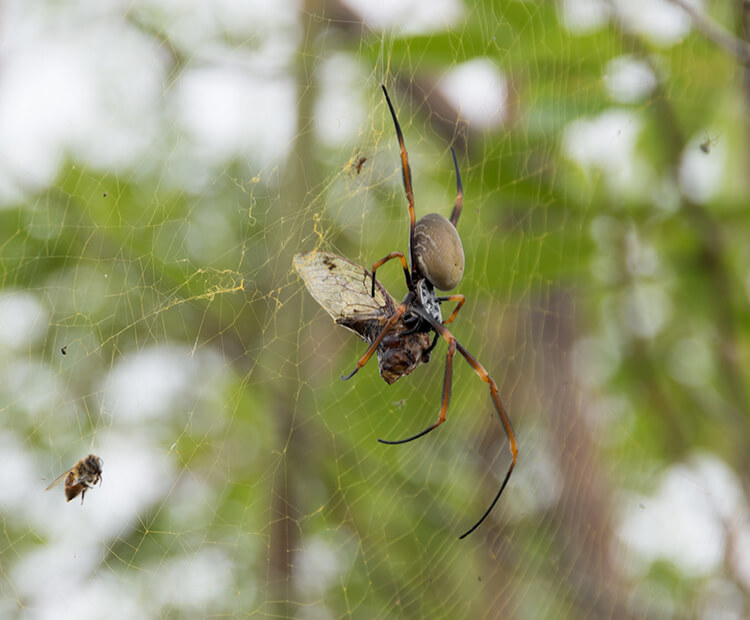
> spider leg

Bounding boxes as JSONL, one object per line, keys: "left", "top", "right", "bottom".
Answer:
{"left": 370, "top": 251, "right": 411, "bottom": 297}
{"left": 380, "top": 307, "right": 517, "bottom": 539}
{"left": 341, "top": 300, "right": 409, "bottom": 380}
{"left": 424, "top": 332, "right": 439, "bottom": 355}
{"left": 437, "top": 294, "right": 465, "bottom": 325}
{"left": 382, "top": 85, "right": 417, "bottom": 277}
{"left": 453, "top": 340, "right": 517, "bottom": 539}
{"left": 378, "top": 334, "right": 456, "bottom": 445}
{"left": 448, "top": 146, "right": 463, "bottom": 227}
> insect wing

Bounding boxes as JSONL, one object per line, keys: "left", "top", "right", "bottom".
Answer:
{"left": 293, "top": 251, "right": 396, "bottom": 335}
{"left": 295, "top": 250, "right": 431, "bottom": 384}
{"left": 45, "top": 468, "right": 73, "bottom": 491}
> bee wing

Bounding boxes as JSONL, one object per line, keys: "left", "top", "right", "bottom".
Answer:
{"left": 294, "top": 251, "right": 397, "bottom": 330}
{"left": 45, "top": 469, "right": 72, "bottom": 491}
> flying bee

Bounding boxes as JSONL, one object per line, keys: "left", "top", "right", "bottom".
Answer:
{"left": 45, "top": 454, "right": 103, "bottom": 503}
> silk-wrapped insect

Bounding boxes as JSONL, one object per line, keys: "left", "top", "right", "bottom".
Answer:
{"left": 294, "top": 250, "right": 433, "bottom": 385}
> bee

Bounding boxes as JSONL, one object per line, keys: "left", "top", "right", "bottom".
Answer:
{"left": 45, "top": 454, "right": 103, "bottom": 503}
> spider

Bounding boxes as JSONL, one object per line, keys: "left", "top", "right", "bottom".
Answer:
{"left": 699, "top": 133, "right": 719, "bottom": 154}
{"left": 340, "top": 85, "right": 518, "bottom": 539}
{"left": 353, "top": 155, "right": 368, "bottom": 175}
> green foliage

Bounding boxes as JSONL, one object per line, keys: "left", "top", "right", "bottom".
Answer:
{"left": 2, "top": 0, "right": 749, "bottom": 618}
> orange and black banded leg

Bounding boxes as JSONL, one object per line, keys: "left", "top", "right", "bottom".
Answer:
{"left": 341, "top": 301, "right": 409, "bottom": 381}
{"left": 382, "top": 85, "right": 418, "bottom": 272}
{"left": 379, "top": 334, "right": 457, "bottom": 445}
{"left": 437, "top": 294, "right": 465, "bottom": 325}
{"left": 370, "top": 251, "right": 411, "bottom": 297}
{"left": 380, "top": 306, "right": 517, "bottom": 539}
{"left": 454, "top": 340, "right": 518, "bottom": 539}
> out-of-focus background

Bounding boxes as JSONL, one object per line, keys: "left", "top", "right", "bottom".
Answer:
{"left": 1, "top": 0, "right": 749, "bottom": 618}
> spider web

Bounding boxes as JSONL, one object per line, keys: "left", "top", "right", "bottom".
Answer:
{"left": 1, "top": 0, "right": 749, "bottom": 618}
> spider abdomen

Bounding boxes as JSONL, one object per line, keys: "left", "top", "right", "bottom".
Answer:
{"left": 413, "top": 212, "right": 464, "bottom": 291}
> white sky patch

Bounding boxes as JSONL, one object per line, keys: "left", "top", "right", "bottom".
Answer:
{"left": 440, "top": 58, "right": 508, "bottom": 130}
{"left": 342, "top": 0, "right": 463, "bottom": 34}
{"left": 135, "top": 0, "right": 300, "bottom": 58}
{"left": 617, "top": 452, "right": 740, "bottom": 578}
{"left": 314, "top": 54, "right": 368, "bottom": 147}
{"left": 101, "top": 345, "right": 224, "bottom": 429}
{"left": 21, "top": 567, "right": 150, "bottom": 620}
{"left": 0, "top": 13, "right": 167, "bottom": 205}
{"left": 103, "top": 347, "right": 193, "bottom": 423}
{"left": 151, "top": 548, "right": 234, "bottom": 613}
{"left": 11, "top": 540, "right": 104, "bottom": 607}
{"left": 294, "top": 534, "right": 357, "bottom": 596}
{"left": 620, "top": 281, "right": 672, "bottom": 339}
{"left": 0, "top": 291, "right": 48, "bottom": 351}
{"left": 2, "top": 360, "right": 64, "bottom": 422}
{"left": 0, "top": 38, "right": 86, "bottom": 195}
{"left": 0, "top": 0, "right": 301, "bottom": 203}
{"left": 0, "top": 432, "right": 39, "bottom": 509}
{"left": 563, "top": 109, "right": 649, "bottom": 200}
{"left": 679, "top": 132, "right": 727, "bottom": 204}
{"left": 559, "top": 0, "right": 609, "bottom": 34}
{"left": 612, "top": 0, "right": 696, "bottom": 46}
{"left": 64, "top": 24, "right": 168, "bottom": 171}
{"left": 604, "top": 56, "right": 657, "bottom": 103}
{"left": 562, "top": 0, "right": 698, "bottom": 45}
{"left": 173, "top": 67, "right": 296, "bottom": 170}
